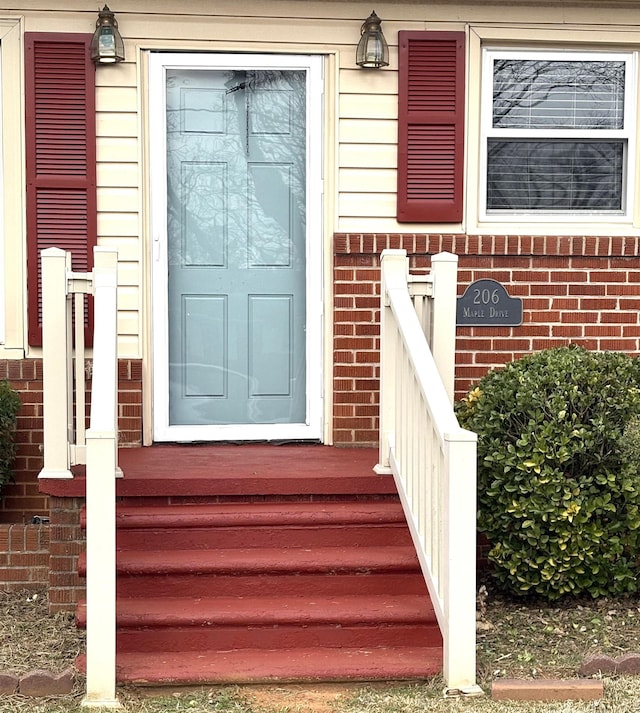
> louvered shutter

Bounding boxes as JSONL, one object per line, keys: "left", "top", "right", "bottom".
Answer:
{"left": 25, "top": 33, "right": 97, "bottom": 346}
{"left": 397, "top": 31, "right": 465, "bottom": 223}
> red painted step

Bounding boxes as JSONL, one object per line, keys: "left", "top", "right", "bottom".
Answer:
{"left": 80, "top": 545, "right": 421, "bottom": 577}
{"left": 116, "top": 524, "right": 411, "bottom": 549}
{"left": 113, "top": 623, "right": 441, "bottom": 654}
{"left": 78, "top": 646, "right": 443, "bottom": 685}
{"left": 110, "top": 501, "right": 409, "bottom": 528}
{"left": 115, "top": 572, "right": 429, "bottom": 598}
{"left": 78, "top": 593, "right": 436, "bottom": 628}
{"left": 75, "top": 445, "right": 443, "bottom": 684}
{"left": 107, "top": 502, "right": 411, "bottom": 549}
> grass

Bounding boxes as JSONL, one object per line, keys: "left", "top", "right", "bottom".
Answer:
{"left": 0, "top": 583, "right": 640, "bottom": 712}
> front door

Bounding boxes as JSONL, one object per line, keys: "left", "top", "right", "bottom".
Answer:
{"left": 150, "top": 54, "right": 323, "bottom": 441}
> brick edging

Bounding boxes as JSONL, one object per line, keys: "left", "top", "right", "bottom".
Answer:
{"left": 492, "top": 679, "right": 604, "bottom": 701}
{"left": 0, "top": 668, "right": 74, "bottom": 696}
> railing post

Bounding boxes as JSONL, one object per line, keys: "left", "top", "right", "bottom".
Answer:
{"left": 82, "top": 247, "right": 121, "bottom": 709}
{"left": 38, "top": 248, "right": 73, "bottom": 479}
{"left": 442, "top": 430, "right": 482, "bottom": 696}
{"left": 430, "top": 252, "right": 458, "bottom": 405}
{"left": 375, "top": 249, "right": 408, "bottom": 474}
{"left": 82, "top": 432, "right": 120, "bottom": 709}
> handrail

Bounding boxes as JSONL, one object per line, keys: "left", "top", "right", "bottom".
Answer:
{"left": 376, "top": 249, "right": 481, "bottom": 696}
{"left": 39, "top": 246, "right": 121, "bottom": 707}
{"left": 38, "top": 249, "right": 92, "bottom": 478}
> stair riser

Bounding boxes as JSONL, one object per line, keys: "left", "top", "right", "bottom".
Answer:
{"left": 117, "top": 525, "right": 413, "bottom": 550}
{"left": 78, "top": 596, "right": 437, "bottom": 630}
{"left": 87, "top": 501, "right": 408, "bottom": 530}
{"left": 115, "top": 572, "right": 429, "bottom": 598}
{"left": 114, "top": 624, "right": 443, "bottom": 653}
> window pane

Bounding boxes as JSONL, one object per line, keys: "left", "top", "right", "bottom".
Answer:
{"left": 493, "top": 60, "right": 625, "bottom": 129}
{"left": 487, "top": 140, "right": 624, "bottom": 211}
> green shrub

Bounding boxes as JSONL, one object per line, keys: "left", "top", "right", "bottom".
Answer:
{"left": 0, "top": 381, "right": 20, "bottom": 493}
{"left": 456, "top": 345, "right": 640, "bottom": 599}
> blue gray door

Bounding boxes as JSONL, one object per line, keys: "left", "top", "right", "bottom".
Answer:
{"left": 164, "top": 67, "right": 308, "bottom": 429}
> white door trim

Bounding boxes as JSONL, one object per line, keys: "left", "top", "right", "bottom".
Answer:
{"left": 149, "top": 52, "right": 324, "bottom": 442}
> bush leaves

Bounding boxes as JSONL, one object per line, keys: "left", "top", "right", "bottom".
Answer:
{"left": 457, "top": 345, "right": 640, "bottom": 600}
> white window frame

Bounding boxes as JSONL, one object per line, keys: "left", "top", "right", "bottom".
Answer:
{"left": 0, "top": 18, "right": 24, "bottom": 353}
{"left": 479, "top": 48, "right": 637, "bottom": 224}
{"left": 0, "top": 44, "right": 4, "bottom": 343}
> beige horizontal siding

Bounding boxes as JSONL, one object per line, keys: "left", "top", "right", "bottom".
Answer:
{"left": 117, "top": 286, "right": 139, "bottom": 311}
{"left": 117, "top": 312, "right": 140, "bottom": 342}
{"left": 117, "top": 263, "right": 140, "bottom": 288}
{"left": 339, "top": 94, "right": 397, "bottom": 120}
{"left": 339, "top": 144, "right": 397, "bottom": 169}
{"left": 96, "top": 87, "right": 138, "bottom": 112}
{"left": 97, "top": 163, "right": 139, "bottom": 188}
{"left": 97, "top": 138, "right": 138, "bottom": 163}
{"left": 97, "top": 188, "right": 139, "bottom": 213}
{"left": 99, "top": 237, "right": 140, "bottom": 263}
{"left": 97, "top": 112, "right": 139, "bottom": 138}
{"left": 8, "top": 0, "right": 640, "bottom": 358}
{"left": 339, "top": 193, "right": 397, "bottom": 218}
{"left": 339, "top": 119, "right": 397, "bottom": 144}
{"left": 97, "top": 214, "right": 139, "bottom": 238}
{"left": 340, "top": 168, "right": 397, "bottom": 193}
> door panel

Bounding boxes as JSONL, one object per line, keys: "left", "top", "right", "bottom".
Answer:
{"left": 151, "top": 55, "right": 322, "bottom": 441}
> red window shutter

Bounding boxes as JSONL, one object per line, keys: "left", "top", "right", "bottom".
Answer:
{"left": 397, "top": 31, "right": 465, "bottom": 223}
{"left": 25, "top": 33, "right": 97, "bottom": 346}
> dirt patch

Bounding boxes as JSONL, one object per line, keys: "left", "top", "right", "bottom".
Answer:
{"left": 242, "top": 683, "right": 395, "bottom": 713}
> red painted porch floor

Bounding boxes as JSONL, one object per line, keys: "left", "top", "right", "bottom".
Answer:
{"left": 41, "top": 444, "right": 443, "bottom": 685}
{"left": 42, "top": 443, "right": 398, "bottom": 498}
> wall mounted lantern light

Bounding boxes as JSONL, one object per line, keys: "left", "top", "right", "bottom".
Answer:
{"left": 356, "top": 10, "right": 389, "bottom": 68}
{"left": 90, "top": 5, "right": 125, "bottom": 64}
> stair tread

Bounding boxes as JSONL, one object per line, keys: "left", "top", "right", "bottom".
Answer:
{"left": 80, "top": 545, "right": 420, "bottom": 575}
{"left": 77, "top": 593, "right": 437, "bottom": 627}
{"left": 109, "top": 501, "right": 406, "bottom": 529}
{"left": 79, "top": 646, "right": 442, "bottom": 684}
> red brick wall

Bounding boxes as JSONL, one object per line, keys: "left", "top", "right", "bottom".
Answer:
{"left": 0, "top": 358, "right": 143, "bottom": 523}
{"left": 0, "top": 522, "right": 49, "bottom": 590}
{"left": 334, "top": 233, "right": 640, "bottom": 445}
{"left": 48, "top": 496, "right": 84, "bottom": 613}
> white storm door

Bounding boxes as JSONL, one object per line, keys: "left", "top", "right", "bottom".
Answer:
{"left": 150, "top": 54, "right": 323, "bottom": 441}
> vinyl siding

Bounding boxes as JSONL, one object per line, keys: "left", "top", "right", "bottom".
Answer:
{"left": 5, "top": 0, "right": 640, "bottom": 355}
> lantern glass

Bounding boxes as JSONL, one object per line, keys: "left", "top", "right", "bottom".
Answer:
{"left": 90, "top": 5, "right": 125, "bottom": 64}
{"left": 356, "top": 10, "right": 389, "bottom": 68}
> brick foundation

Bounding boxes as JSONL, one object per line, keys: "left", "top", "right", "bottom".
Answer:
{"left": 47, "top": 496, "right": 84, "bottom": 613}
{"left": 0, "top": 358, "right": 142, "bottom": 524}
{"left": 333, "top": 232, "right": 640, "bottom": 444}
{"left": 0, "top": 522, "right": 49, "bottom": 589}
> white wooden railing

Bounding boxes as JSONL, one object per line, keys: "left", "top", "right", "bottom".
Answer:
{"left": 38, "top": 247, "right": 121, "bottom": 708}
{"left": 375, "top": 249, "right": 481, "bottom": 697}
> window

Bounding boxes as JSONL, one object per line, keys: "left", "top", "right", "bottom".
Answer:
{"left": 481, "top": 50, "right": 636, "bottom": 220}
